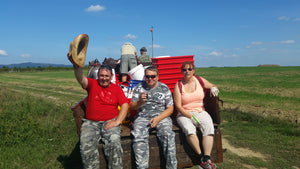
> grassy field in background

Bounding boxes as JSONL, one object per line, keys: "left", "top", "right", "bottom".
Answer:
{"left": 196, "top": 66, "right": 300, "bottom": 123}
{"left": 0, "top": 66, "right": 299, "bottom": 169}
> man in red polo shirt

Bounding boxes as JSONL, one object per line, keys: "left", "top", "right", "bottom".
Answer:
{"left": 68, "top": 53, "right": 128, "bottom": 169}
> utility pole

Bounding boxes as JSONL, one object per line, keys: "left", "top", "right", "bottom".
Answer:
{"left": 150, "top": 26, "right": 153, "bottom": 58}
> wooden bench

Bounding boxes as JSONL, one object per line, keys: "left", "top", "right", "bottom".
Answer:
{"left": 71, "top": 90, "right": 223, "bottom": 168}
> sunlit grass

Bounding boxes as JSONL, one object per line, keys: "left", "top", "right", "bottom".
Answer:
{"left": 0, "top": 88, "right": 78, "bottom": 168}
{"left": 1, "top": 66, "right": 300, "bottom": 168}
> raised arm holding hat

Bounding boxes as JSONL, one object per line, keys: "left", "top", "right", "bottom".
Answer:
{"left": 67, "top": 35, "right": 128, "bottom": 169}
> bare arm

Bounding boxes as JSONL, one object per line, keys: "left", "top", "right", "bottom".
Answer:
{"left": 173, "top": 82, "right": 192, "bottom": 119}
{"left": 74, "top": 66, "right": 88, "bottom": 89}
{"left": 130, "top": 92, "right": 147, "bottom": 110}
{"left": 149, "top": 105, "right": 174, "bottom": 128}
{"left": 201, "top": 77, "right": 217, "bottom": 90}
{"left": 67, "top": 53, "right": 88, "bottom": 89}
{"left": 105, "top": 102, "right": 129, "bottom": 130}
{"left": 115, "top": 103, "right": 129, "bottom": 124}
{"left": 201, "top": 77, "right": 219, "bottom": 97}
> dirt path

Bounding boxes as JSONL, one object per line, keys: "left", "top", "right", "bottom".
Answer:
{"left": 222, "top": 136, "right": 268, "bottom": 169}
{"left": 222, "top": 136, "right": 266, "bottom": 161}
{"left": 222, "top": 136, "right": 300, "bottom": 169}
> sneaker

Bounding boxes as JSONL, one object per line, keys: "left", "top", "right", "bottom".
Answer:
{"left": 200, "top": 159, "right": 216, "bottom": 169}
{"left": 197, "top": 165, "right": 204, "bottom": 169}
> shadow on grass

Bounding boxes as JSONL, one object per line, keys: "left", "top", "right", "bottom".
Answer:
{"left": 57, "top": 141, "right": 83, "bottom": 169}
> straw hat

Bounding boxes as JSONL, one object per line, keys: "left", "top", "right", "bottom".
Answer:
{"left": 69, "top": 34, "right": 89, "bottom": 68}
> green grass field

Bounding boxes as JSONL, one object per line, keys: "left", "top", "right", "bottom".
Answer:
{"left": 0, "top": 66, "right": 299, "bottom": 169}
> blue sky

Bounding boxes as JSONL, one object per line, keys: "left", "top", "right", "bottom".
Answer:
{"left": 1, "top": 0, "right": 299, "bottom": 67}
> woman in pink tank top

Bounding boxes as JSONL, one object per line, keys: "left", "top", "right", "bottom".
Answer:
{"left": 173, "top": 61, "right": 219, "bottom": 169}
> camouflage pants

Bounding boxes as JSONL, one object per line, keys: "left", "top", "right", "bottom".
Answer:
{"left": 131, "top": 117, "right": 177, "bottom": 169}
{"left": 80, "top": 119, "right": 123, "bottom": 169}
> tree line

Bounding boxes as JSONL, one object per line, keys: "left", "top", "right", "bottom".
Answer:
{"left": 0, "top": 66, "right": 78, "bottom": 73}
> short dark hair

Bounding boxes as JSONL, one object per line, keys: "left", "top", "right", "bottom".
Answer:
{"left": 140, "top": 47, "right": 147, "bottom": 52}
{"left": 98, "top": 64, "right": 112, "bottom": 75}
{"left": 145, "top": 66, "right": 158, "bottom": 75}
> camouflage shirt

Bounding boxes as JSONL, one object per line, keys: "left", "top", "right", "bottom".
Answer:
{"left": 131, "top": 81, "right": 173, "bottom": 118}
{"left": 138, "top": 53, "right": 151, "bottom": 63}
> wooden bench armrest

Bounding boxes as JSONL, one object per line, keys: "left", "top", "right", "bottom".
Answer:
{"left": 204, "top": 90, "right": 221, "bottom": 125}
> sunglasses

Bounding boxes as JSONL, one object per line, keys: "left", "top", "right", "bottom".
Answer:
{"left": 145, "top": 75, "right": 156, "bottom": 79}
{"left": 182, "top": 68, "right": 194, "bottom": 72}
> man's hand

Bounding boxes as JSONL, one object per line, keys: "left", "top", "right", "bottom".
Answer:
{"left": 67, "top": 53, "right": 79, "bottom": 68}
{"left": 149, "top": 116, "right": 159, "bottom": 128}
{"left": 130, "top": 92, "right": 148, "bottom": 111}
{"left": 139, "top": 92, "right": 148, "bottom": 104}
{"left": 67, "top": 53, "right": 73, "bottom": 63}
{"left": 104, "top": 120, "right": 119, "bottom": 130}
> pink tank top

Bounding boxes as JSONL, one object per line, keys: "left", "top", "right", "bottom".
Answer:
{"left": 181, "top": 77, "right": 205, "bottom": 112}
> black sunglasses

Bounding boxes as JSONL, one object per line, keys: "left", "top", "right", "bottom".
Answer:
{"left": 182, "top": 68, "right": 194, "bottom": 72}
{"left": 145, "top": 75, "right": 156, "bottom": 79}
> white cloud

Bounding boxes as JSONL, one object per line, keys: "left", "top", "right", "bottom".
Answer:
{"left": 278, "top": 16, "right": 290, "bottom": 21}
{"left": 147, "top": 44, "right": 162, "bottom": 49}
{"left": 209, "top": 51, "right": 222, "bottom": 56}
{"left": 246, "top": 41, "right": 264, "bottom": 48}
{"left": 0, "top": 50, "right": 8, "bottom": 56}
{"left": 85, "top": 5, "right": 105, "bottom": 12}
{"left": 293, "top": 18, "right": 300, "bottom": 21}
{"left": 278, "top": 16, "right": 300, "bottom": 22}
{"left": 280, "top": 40, "right": 295, "bottom": 44}
{"left": 251, "top": 41, "right": 264, "bottom": 45}
{"left": 123, "top": 34, "right": 137, "bottom": 39}
{"left": 152, "top": 44, "right": 162, "bottom": 48}
{"left": 20, "top": 54, "right": 31, "bottom": 58}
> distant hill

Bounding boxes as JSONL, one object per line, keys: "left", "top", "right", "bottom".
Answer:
{"left": 0, "top": 62, "right": 73, "bottom": 68}
{"left": 257, "top": 64, "right": 280, "bottom": 67}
